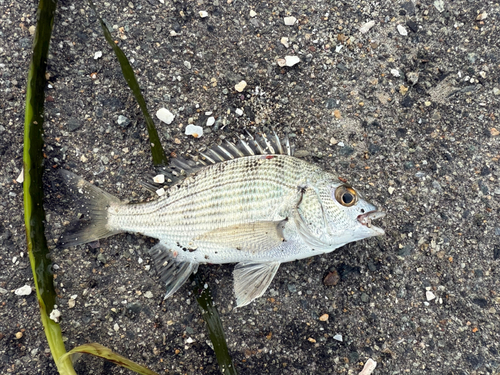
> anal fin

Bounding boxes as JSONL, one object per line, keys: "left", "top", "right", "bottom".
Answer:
{"left": 149, "top": 243, "right": 199, "bottom": 300}
{"left": 233, "top": 262, "right": 280, "bottom": 307}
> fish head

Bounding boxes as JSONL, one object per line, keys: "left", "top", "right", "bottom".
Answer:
{"left": 318, "top": 182, "right": 386, "bottom": 244}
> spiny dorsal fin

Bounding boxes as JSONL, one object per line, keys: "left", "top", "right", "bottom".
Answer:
{"left": 144, "top": 132, "right": 295, "bottom": 191}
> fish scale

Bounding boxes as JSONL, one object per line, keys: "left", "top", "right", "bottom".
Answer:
{"left": 60, "top": 134, "right": 385, "bottom": 307}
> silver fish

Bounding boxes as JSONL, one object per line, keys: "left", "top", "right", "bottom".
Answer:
{"left": 60, "top": 134, "right": 385, "bottom": 307}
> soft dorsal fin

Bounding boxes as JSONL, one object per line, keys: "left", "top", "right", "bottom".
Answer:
{"left": 144, "top": 132, "right": 295, "bottom": 191}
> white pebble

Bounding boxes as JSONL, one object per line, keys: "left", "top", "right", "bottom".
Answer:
{"left": 333, "top": 334, "right": 343, "bottom": 342}
{"left": 185, "top": 337, "right": 195, "bottom": 344}
{"left": 235, "top": 80, "right": 247, "bottom": 92}
{"left": 358, "top": 358, "right": 377, "bottom": 375}
{"left": 199, "top": 11, "right": 209, "bottom": 18}
{"left": 359, "top": 20, "right": 375, "bottom": 34}
{"left": 249, "top": 10, "right": 257, "bottom": 18}
{"left": 337, "top": 141, "right": 345, "bottom": 147}
{"left": 183, "top": 61, "right": 191, "bottom": 69}
{"left": 156, "top": 108, "right": 175, "bottom": 124}
{"left": 185, "top": 124, "right": 204, "bottom": 138}
{"left": 14, "top": 285, "right": 32, "bottom": 296}
{"left": 94, "top": 51, "right": 102, "bottom": 59}
{"left": 68, "top": 299, "right": 76, "bottom": 308}
{"left": 285, "top": 55, "right": 300, "bottom": 67}
{"left": 16, "top": 169, "right": 24, "bottom": 183}
{"left": 144, "top": 291, "right": 154, "bottom": 299}
{"left": 397, "top": 24, "right": 408, "bottom": 36}
{"left": 206, "top": 116, "right": 215, "bottom": 126}
{"left": 114, "top": 323, "right": 119, "bottom": 332}
{"left": 277, "top": 58, "right": 286, "bottom": 67}
{"left": 49, "top": 308, "right": 61, "bottom": 323}
{"left": 235, "top": 108, "right": 244, "bottom": 116}
{"left": 390, "top": 69, "right": 400, "bottom": 77}
{"left": 388, "top": 186, "right": 395, "bottom": 195}
{"left": 280, "top": 37, "right": 289, "bottom": 48}
{"left": 284, "top": 16, "right": 297, "bottom": 26}
{"left": 426, "top": 291, "right": 436, "bottom": 301}
{"left": 153, "top": 174, "right": 165, "bottom": 184}
{"left": 476, "top": 12, "right": 488, "bottom": 21}
{"left": 155, "top": 187, "right": 165, "bottom": 196}
{"left": 335, "top": 45, "right": 343, "bottom": 53}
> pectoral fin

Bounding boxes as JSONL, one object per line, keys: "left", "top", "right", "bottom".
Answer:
{"left": 233, "top": 262, "right": 281, "bottom": 307}
{"left": 195, "top": 220, "right": 288, "bottom": 253}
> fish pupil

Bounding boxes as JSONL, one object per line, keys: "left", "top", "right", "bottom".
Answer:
{"left": 342, "top": 193, "right": 354, "bottom": 204}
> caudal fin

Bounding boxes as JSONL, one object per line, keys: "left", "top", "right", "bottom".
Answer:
{"left": 59, "top": 170, "right": 124, "bottom": 247}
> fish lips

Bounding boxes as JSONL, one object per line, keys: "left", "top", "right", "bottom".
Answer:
{"left": 357, "top": 210, "right": 386, "bottom": 236}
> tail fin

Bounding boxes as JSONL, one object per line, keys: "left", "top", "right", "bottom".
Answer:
{"left": 59, "top": 170, "right": 124, "bottom": 247}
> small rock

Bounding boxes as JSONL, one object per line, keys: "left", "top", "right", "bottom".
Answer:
{"left": 407, "top": 71, "right": 419, "bottom": 85}
{"left": 284, "top": 16, "right": 297, "bottom": 26}
{"left": 153, "top": 174, "right": 165, "bottom": 184}
{"left": 388, "top": 186, "right": 395, "bottom": 195}
{"left": 490, "top": 128, "right": 500, "bottom": 136}
{"left": 206, "top": 116, "right": 215, "bottom": 126}
{"left": 156, "top": 108, "right": 175, "bottom": 124}
{"left": 287, "top": 284, "right": 297, "bottom": 293}
{"left": 433, "top": 0, "right": 445, "bottom": 13}
{"left": 28, "top": 25, "right": 36, "bottom": 35}
{"left": 67, "top": 118, "right": 82, "bottom": 132}
{"left": 359, "top": 20, "right": 375, "bottom": 34}
{"left": 97, "top": 253, "right": 107, "bottom": 264}
{"left": 426, "top": 291, "right": 436, "bottom": 301}
{"left": 185, "top": 124, "right": 203, "bottom": 138}
{"left": 114, "top": 323, "right": 119, "bottom": 332}
{"left": 183, "top": 61, "right": 191, "bottom": 69}
{"left": 476, "top": 12, "right": 488, "bottom": 21}
{"left": 117, "top": 115, "right": 130, "bottom": 127}
{"left": 361, "top": 293, "right": 370, "bottom": 303}
{"left": 144, "top": 291, "right": 154, "bottom": 299}
{"left": 16, "top": 169, "right": 24, "bottom": 183}
{"left": 280, "top": 37, "right": 289, "bottom": 48}
{"left": 406, "top": 20, "right": 418, "bottom": 33}
{"left": 397, "top": 24, "right": 408, "bottom": 36}
{"left": 333, "top": 334, "right": 343, "bottom": 342}
{"left": 199, "top": 11, "right": 209, "bottom": 18}
{"left": 359, "top": 358, "right": 377, "bottom": 375}
{"left": 323, "top": 270, "right": 340, "bottom": 286}
{"left": 94, "top": 51, "right": 102, "bottom": 59}
{"left": 277, "top": 58, "right": 286, "bottom": 67}
{"left": 492, "top": 88, "right": 500, "bottom": 96}
{"left": 15, "top": 332, "right": 23, "bottom": 340}
{"left": 285, "top": 55, "right": 300, "bottom": 67}
{"left": 235, "top": 80, "right": 247, "bottom": 92}
{"left": 14, "top": 285, "right": 32, "bottom": 296}
{"left": 156, "top": 188, "right": 165, "bottom": 197}
{"left": 68, "top": 299, "right": 76, "bottom": 308}
{"left": 235, "top": 108, "right": 244, "bottom": 116}
{"left": 319, "top": 314, "right": 329, "bottom": 321}
{"left": 50, "top": 308, "right": 61, "bottom": 323}
{"left": 249, "top": 10, "right": 257, "bottom": 18}
{"left": 390, "top": 69, "right": 400, "bottom": 77}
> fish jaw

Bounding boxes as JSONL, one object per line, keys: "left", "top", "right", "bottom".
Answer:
{"left": 356, "top": 210, "right": 386, "bottom": 236}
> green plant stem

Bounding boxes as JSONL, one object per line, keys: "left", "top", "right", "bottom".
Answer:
{"left": 87, "top": 0, "right": 168, "bottom": 167}
{"left": 23, "top": 0, "right": 76, "bottom": 373}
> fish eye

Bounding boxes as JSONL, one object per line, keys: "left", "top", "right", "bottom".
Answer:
{"left": 334, "top": 185, "right": 358, "bottom": 207}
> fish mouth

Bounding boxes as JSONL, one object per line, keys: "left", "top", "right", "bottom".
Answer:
{"left": 357, "top": 210, "right": 386, "bottom": 235}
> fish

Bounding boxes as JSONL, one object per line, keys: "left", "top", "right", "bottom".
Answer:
{"left": 59, "top": 133, "right": 385, "bottom": 307}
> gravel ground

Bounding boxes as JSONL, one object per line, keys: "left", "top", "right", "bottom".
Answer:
{"left": 1, "top": 0, "right": 499, "bottom": 374}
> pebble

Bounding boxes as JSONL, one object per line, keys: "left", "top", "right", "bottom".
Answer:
{"left": 0, "top": 287, "right": 7, "bottom": 294}
{"left": 407, "top": 71, "right": 419, "bottom": 85}
{"left": 433, "top": 0, "right": 445, "bottom": 13}
{"left": 284, "top": 16, "right": 297, "bottom": 26}
{"left": 94, "top": 51, "right": 102, "bottom": 60}
{"left": 323, "top": 270, "right": 340, "bottom": 286}
{"left": 156, "top": 187, "right": 165, "bottom": 197}
{"left": 144, "top": 291, "right": 154, "bottom": 299}
{"left": 490, "top": 128, "right": 499, "bottom": 136}
{"left": 206, "top": 116, "right": 215, "bottom": 126}
{"left": 29, "top": 25, "right": 36, "bottom": 35}
{"left": 156, "top": 108, "right": 175, "bottom": 124}
{"left": 16, "top": 169, "right": 24, "bottom": 183}
{"left": 14, "top": 285, "right": 32, "bottom": 296}
{"left": 359, "top": 359, "right": 377, "bottom": 375}
{"left": 235, "top": 108, "right": 244, "bottom": 116}
{"left": 185, "top": 124, "right": 203, "bottom": 138}
{"left": 319, "top": 314, "right": 329, "bottom": 321}
{"left": 285, "top": 56, "right": 300, "bottom": 67}
{"left": 476, "top": 12, "right": 488, "bottom": 21}
{"left": 333, "top": 334, "right": 343, "bottom": 342}
{"left": 249, "top": 10, "right": 257, "bottom": 18}
{"left": 117, "top": 115, "right": 130, "bottom": 127}
{"left": 397, "top": 24, "right": 408, "bottom": 36}
{"left": 493, "top": 88, "right": 500, "bottom": 96}
{"left": 280, "top": 37, "right": 289, "bottom": 48}
{"left": 359, "top": 20, "right": 375, "bottom": 34}
{"left": 68, "top": 298, "right": 76, "bottom": 308}
{"left": 426, "top": 291, "right": 436, "bottom": 301}
{"left": 183, "top": 61, "right": 191, "bottom": 69}
{"left": 388, "top": 186, "right": 395, "bottom": 195}
{"left": 67, "top": 118, "right": 82, "bottom": 132}
{"left": 15, "top": 332, "right": 23, "bottom": 340}
{"left": 235, "top": 80, "right": 247, "bottom": 92}
{"left": 199, "top": 11, "right": 209, "bottom": 18}
{"left": 153, "top": 174, "right": 165, "bottom": 184}
{"left": 390, "top": 69, "right": 400, "bottom": 77}
{"left": 114, "top": 323, "right": 119, "bottom": 332}
{"left": 49, "top": 307, "right": 61, "bottom": 323}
